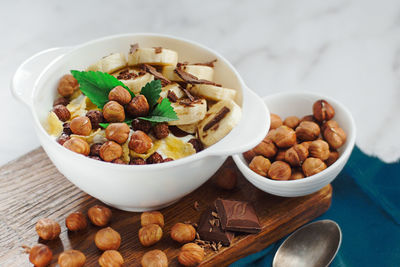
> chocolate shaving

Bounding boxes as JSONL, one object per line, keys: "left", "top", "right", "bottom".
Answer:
{"left": 117, "top": 70, "right": 138, "bottom": 80}
{"left": 193, "top": 59, "right": 218, "bottom": 67}
{"left": 142, "top": 64, "right": 171, "bottom": 86}
{"left": 182, "top": 88, "right": 195, "bottom": 102}
{"left": 167, "top": 90, "right": 178, "bottom": 102}
{"left": 129, "top": 43, "right": 139, "bottom": 54}
{"left": 203, "top": 107, "right": 230, "bottom": 132}
{"left": 174, "top": 67, "right": 220, "bottom": 86}
{"left": 153, "top": 47, "right": 162, "bottom": 53}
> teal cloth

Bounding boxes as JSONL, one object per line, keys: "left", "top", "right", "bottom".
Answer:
{"left": 231, "top": 146, "right": 400, "bottom": 267}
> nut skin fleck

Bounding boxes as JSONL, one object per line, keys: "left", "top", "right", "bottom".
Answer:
{"left": 268, "top": 161, "right": 291, "bottom": 180}
{"left": 65, "top": 212, "right": 87, "bottom": 231}
{"left": 70, "top": 116, "right": 92, "bottom": 136}
{"left": 326, "top": 150, "right": 339, "bottom": 166}
{"left": 153, "top": 123, "right": 169, "bottom": 139}
{"left": 283, "top": 116, "right": 300, "bottom": 129}
{"left": 53, "top": 105, "right": 70, "bottom": 122}
{"left": 285, "top": 144, "right": 309, "bottom": 167}
{"left": 323, "top": 124, "right": 347, "bottom": 149}
{"left": 86, "top": 110, "right": 104, "bottom": 129}
{"left": 171, "top": 223, "right": 196, "bottom": 243}
{"left": 309, "top": 140, "right": 330, "bottom": 161}
{"left": 63, "top": 137, "right": 90, "bottom": 156}
{"left": 35, "top": 218, "right": 61, "bottom": 240}
{"left": 105, "top": 123, "right": 130, "bottom": 144}
{"left": 215, "top": 168, "right": 237, "bottom": 190}
{"left": 58, "top": 74, "right": 79, "bottom": 97}
{"left": 131, "top": 118, "right": 152, "bottom": 133}
{"left": 29, "top": 244, "right": 52, "bottom": 267}
{"left": 90, "top": 143, "right": 103, "bottom": 157}
{"left": 178, "top": 243, "right": 205, "bottom": 267}
{"left": 141, "top": 250, "right": 168, "bottom": 267}
{"left": 100, "top": 141, "right": 123, "bottom": 162}
{"left": 99, "top": 250, "right": 124, "bottom": 267}
{"left": 146, "top": 152, "right": 163, "bottom": 164}
{"left": 103, "top": 101, "right": 125, "bottom": 122}
{"left": 302, "top": 157, "right": 327, "bottom": 177}
{"left": 108, "top": 85, "right": 132, "bottom": 105}
{"left": 141, "top": 211, "right": 164, "bottom": 228}
{"left": 88, "top": 205, "right": 112, "bottom": 227}
{"left": 129, "top": 131, "right": 153, "bottom": 154}
{"left": 295, "top": 121, "right": 320, "bottom": 141}
{"left": 270, "top": 113, "right": 283, "bottom": 129}
{"left": 95, "top": 227, "right": 121, "bottom": 251}
{"left": 130, "top": 157, "right": 146, "bottom": 165}
{"left": 139, "top": 224, "right": 163, "bottom": 247}
{"left": 249, "top": 155, "right": 271, "bottom": 177}
{"left": 271, "top": 125, "right": 297, "bottom": 148}
{"left": 58, "top": 250, "right": 86, "bottom": 267}
{"left": 126, "top": 95, "right": 149, "bottom": 118}
{"left": 253, "top": 138, "right": 277, "bottom": 159}
{"left": 313, "top": 99, "right": 335, "bottom": 122}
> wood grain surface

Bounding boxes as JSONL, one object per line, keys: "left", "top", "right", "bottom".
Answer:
{"left": 0, "top": 148, "right": 332, "bottom": 266}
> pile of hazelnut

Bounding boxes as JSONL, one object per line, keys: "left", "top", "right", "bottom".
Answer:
{"left": 244, "top": 100, "right": 347, "bottom": 180}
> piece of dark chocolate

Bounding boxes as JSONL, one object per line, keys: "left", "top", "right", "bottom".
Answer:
{"left": 197, "top": 208, "right": 234, "bottom": 246}
{"left": 215, "top": 199, "right": 261, "bottom": 233}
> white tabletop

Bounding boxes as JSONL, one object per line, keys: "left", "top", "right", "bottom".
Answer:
{"left": 1, "top": 0, "right": 399, "bottom": 166}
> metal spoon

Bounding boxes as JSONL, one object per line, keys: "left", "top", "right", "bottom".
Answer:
{"left": 273, "top": 220, "right": 342, "bottom": 267}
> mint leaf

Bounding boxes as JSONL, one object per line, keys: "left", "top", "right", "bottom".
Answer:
{"left": 140, "top": 80, "right": 162, "bottom": 110}
{"left": 99, "top": 119, "right": 133, "bottom": 129}
{"left": 140, "top": 98, "right": 178, "bottom": 123}
{"left": 70, "top": 70, "right": 135, "bottom": 108}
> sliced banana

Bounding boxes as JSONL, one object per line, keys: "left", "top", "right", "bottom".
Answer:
{"left": 128, "top": 48, "right": 178, "bottom": 66}
{"left": 162, "top": 65, "right": 214, "bottom": 81}
{"left": 113, "top": 68, "right": 154, "bottom": 94}
{"left": 160, "top": 83, "right": 185, "bottom": 99}
{"left": 177, "top": 123, "right": 197, "bottom": 134}
{"left": 198, "top": 99, "right": 242, "bottom": 147}
{"left": 45, "top": 111, "right": 63, "bottom": 136}
{"left": 87, "top": 53, "right": 127, "bottom": 73}
{"left": 169, "top": 98, "right": 207, "bottom": 126}
{"left": 189, "top": 84, "right": 237, "bottom": 102}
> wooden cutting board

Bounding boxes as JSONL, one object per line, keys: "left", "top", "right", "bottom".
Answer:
{"left": 0, "top": 148, "right": 332, "bottom": 266}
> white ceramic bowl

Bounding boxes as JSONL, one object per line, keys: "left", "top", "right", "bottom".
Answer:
{"left": 11, "top": 33, "right": 269, "bottom": 211}
{"left": 233, "top": 92, "right": 356, "bottom": 197}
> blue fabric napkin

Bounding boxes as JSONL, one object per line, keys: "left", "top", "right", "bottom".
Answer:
{"left": 231, "top": 146, "right": 400, "bottom": 267}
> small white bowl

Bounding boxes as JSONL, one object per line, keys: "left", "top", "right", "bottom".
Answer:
{"left": 232, "top": 92, "right": 356, "bottom": 197}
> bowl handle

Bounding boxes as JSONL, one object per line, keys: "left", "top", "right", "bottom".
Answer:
{"left": 204, "top": 86, "right": 270, "bottom": 157}
{"left": 10, "top": 47, "right": 72, "bottom": 107}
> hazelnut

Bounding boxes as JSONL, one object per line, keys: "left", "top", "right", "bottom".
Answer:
{"left": 141, "top": 250, "right": 168, "bottom": 267}
{"left": 103, "top": 101, "right": 125, "bottom": 122}
{"left": 295, "top": 121, "right": 320, "bottom": 141}
{"left": 253, "top": 138, "right": 277, "bottom": 159}
{"left": 323, "top": 125, "right": 346, "bottom": 149}
{"left": 65, "top": 212, "right": 87, "bottom": 231}
{"left": 130, "top": 157, "right": 146, "bottom": 165}
{"left": 153, "top": 123, "right": 169, "bottom": 139}
{"left": 309, "top": 140, "right": 330, "bottom": 161}
{"left": 266, "top": 129, "right": 276, "bottom": 140}
{"left": 268, "top": 161, "right": 291, "bottom": 180}
{"left": 53, "top": 97, "right": 70, "bottom": 106}
{"left": 108, "top": 86, "right": 132, "bottom": 105}
{"left": 141, "top": 211, "right": 164, "bottom": 228}
{"left": 70, "top": 116, "right": 92, "bottom": 136}
{"left": 99, "top": 250, "right": 124, "bottom": 267}
{"left": 313, "top": 99, "right": 335, "bottom": 122}
{"left": 300, "top": 115, "right": 318, "bottom": 124}
{"left": 302, "top": 157, "right": 327, "bottom": 177}
{"left": 58, "top": 74, "right": 79, "bottom": 97}
{"left": 326, "top": 150, "right": 340, "bottom": 166}
{"left": 301, "top": 141, "right": 312, "bottom": 150}
{"left": 129, "top": 131, "right": 153, "bottom": 154}
{"left": 146, "top": 153, "right": 163, "bottom": 164}
{"left": 53, "top": 105, "right": 71, "bottom": 122}
{"left": 95, "top": 227, "right": 121, "bottom": 251}
{"left": 58, "top": 250, "right": 86, "bottom": 267}
{"left": 271, "top": 126, "right": 296, "bottom": 148}
{"left": 283, "top": 116, "right": 300, "bottom": 129}
{"left": 178, "top": 243, "right": 204, "bottom": 267}
{"left": 131, "top": 118, "right": 152, "bottom": 133}
{"left": 100, "top": 141, "right": 123, "bottom": 162}
{"left": 88, "top": 205, "right": 112, "bottom": 227}
{"left": 57, "top": 133, "right": 71, "bottom": 146}
{"left": 275, "top": 150, "right": 286, "bottom": 161}
{"left": 63, "top": 122, "right": 72, "bottom": 135}
{"left": 171, "top": 223, "right": 196, "bottom": 243}
{"left": 243, "top": 149, "right": 256, "bottom": 163}
{"left": 290, "top": 169, "right": 305, "bottom": 180}
{"left": 105, "top": 123, "right": 130, "bottom": 144}
{"left": 126, "top": 95, "right": 150, "bottom": 117}
{"left": 63, "top": 137, "right": 90, "bottom": 156}
{"left": 29, "top": 244, "right": 52, "bottom": 267}
{"left": 138, "top": 224, "right": 163, "bottom": 247}
{"left": 35, "top": 218, "right": 61, "bottom": 240}
{"left": 285, "top": 144, "right": 308, "bottom": 166}
{"left": 86, "top": 110, "right": 104, "bottom": 129}
{"left": 249, "top": 155, "right": 271, "bottom": 177}
{"left": 188, "top": 138, "right": 203, "bottom": 153}
{"left": 321, "top": 120, "right": 339, "bottom": 133}
{"left": 90, "top": 143, "right": 103, "bottom": 156}
{"left": 270, "top": 113, "right": 283, "bottom": 129}
{"left": 215, "top": 168, "right": 237, "bottom": 190}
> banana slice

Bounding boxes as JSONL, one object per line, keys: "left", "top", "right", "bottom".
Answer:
{"left": 189, "top": 84, "right": 237, "bottom": 102}
{"left": 87, "top": 53, "right": 127, "bottom": 73}
{"left": 128, "top": 48, "right": 178, "bottom": 66}
{"left": 113, "top": 68, "right": 154, "bottom": 94}
{"left": 169, "top": 98, "right": 207, "bottom": 126}
{"left": 45, "top": 111, "right": 63, "bottom": 136}
{"left": 198, "top": 99, "right": 242, "bottom": 147}
{"left": 162, "top": 65, "right": 214, "bottom": 81}
{"left": 177, "top": 123, "right": 197, "bottom": 134}
{"left": 160, "top": 83, "right": 185, "bottom": 99}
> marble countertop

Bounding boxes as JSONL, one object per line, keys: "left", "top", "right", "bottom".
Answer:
{"left": 1, "top": 0, "right": 399, "bottom": 166}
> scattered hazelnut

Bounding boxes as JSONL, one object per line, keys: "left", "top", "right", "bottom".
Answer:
{"left": 126, "top": 95, "right": 150, "bottom": 117}
{"left": 302, "top": 157, "right": 327, "bottom": 177}
{"left": 95, "top": 227, "right": 121, "bottom": 251}
{"left": 63, "top": 137, "right": 90, "bottom": 156}
{"left": 215, "top": 168, "right": 237, "bottom": 190}
{"left": 285, "top": 144, "right": 309, "bottom": 166}
{"left": 86, "top": 110, "right": 104, "bottom": 129}
{"left": 129, "top": 131, "right": 153, "bottom": 154}
{"left": 88, "top": 205, "right": 112, "bottom": 227}
{"left": 57, "top": 133, "right": 71, "bottom": 146}
{"left": 275, "top": 150, "right": 286, "bottom": 161}
{"left": 253, "top": 138, "right": 277, "bottom": 159}
{"left": 131, "top": 118, "right": 152, "bottom": 133}
{"left": 141, "top": 211, "right": 164, "bottom": 228}
{"left": 309, "top": 140, "right": 330, "bottom": 161}
{"left": 268, "top": 161, "right": 291, "bottom": 180}
{"left": 108, "top": 86, "right": 132, "bottom": 105}
{"left": 153, "top": 123, "right": 169, "bottom": 139}
{"left": 70, "top": 116, "right": 92, "bottom": 136}
{"left": 249, "top": 156, "right": 271, "bottom": 177}
{"left": 53, "top": 97, "right": 70, "bottom": 107}
{"left": 271, "top": 126, "right": 296, "bottom": 148}
{"left": 105, "top": 123, "right": 130, "bottom": 144}
{"left": 270, "top": 113, "right": 283, "bottom": 129}
{"left": 29, "top": 244, "right": 52, "bottom": 267}
{"left": 99, "top": 250, "right": 124, "bottom": 267}
{"left": 295, "top": 121, "right": 320, "bottom": 141}
{"left": 171, "top": 223, "right": 196, "bottom": 243}
{"left": 58, "top": 74, "right": 79, "bottom": 97}
{"left": 58, "top": 250, "right": 86, "bottom": 267}
{"left": 53, "top": 105, "right": 71, "bottom": 122}
{"left": 243, "top": 149, "right": 256, "bottom": 163}
{"left": 283, "top": 116, "right": 300, "bottom": 129}
{"left": 313, "top": 100, "right": 335, "bottom": 122}
{"left": 141, "top": 250, "right": 168, "bottom": 267}
{"left": 103, "top": 101, "right": 125, "bottom": 122}
{"left": 138, "top": 224, "right": 163, "bottom": 247}
{"left": 290, "top": 169, "right": 305, "bottom": 180}
{"left": 326, "top": 150, "right": 340, "bottom": 166}
{"left": 145, "top": 152, "right": 163, "bottom": 164}
{"left": 323, "top": 124, "right": 347, "bottom": 149}
{"left": 90, "top": 143, "right": 103, "bottom": 156}
{"left": 178, "top": 243, "right": 204, "bottom": 267}
{"left": 100, "top": 141, "right": 123, "bottom": 162}
{"left": 130, "top": 157, "right": 146, "bottom": 165}
{"left": 65, "top": 212, "right": 87, "bottom": 231}
{"left": 35, "top": 218, "right": 61, "bottom": 240}
{"left": 188, "top": 138, "right": 203, "bottom": 153}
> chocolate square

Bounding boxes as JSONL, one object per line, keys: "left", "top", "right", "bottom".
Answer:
{"left": 197, "top": 208, "right": 235, "bottom": 246}
{"left": 215, "top": 199, "right": 261, "bottom": 233}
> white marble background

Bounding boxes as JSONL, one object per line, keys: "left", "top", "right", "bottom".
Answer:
{"left": 1, "top": 0, "right": 400, "bottom": 165}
